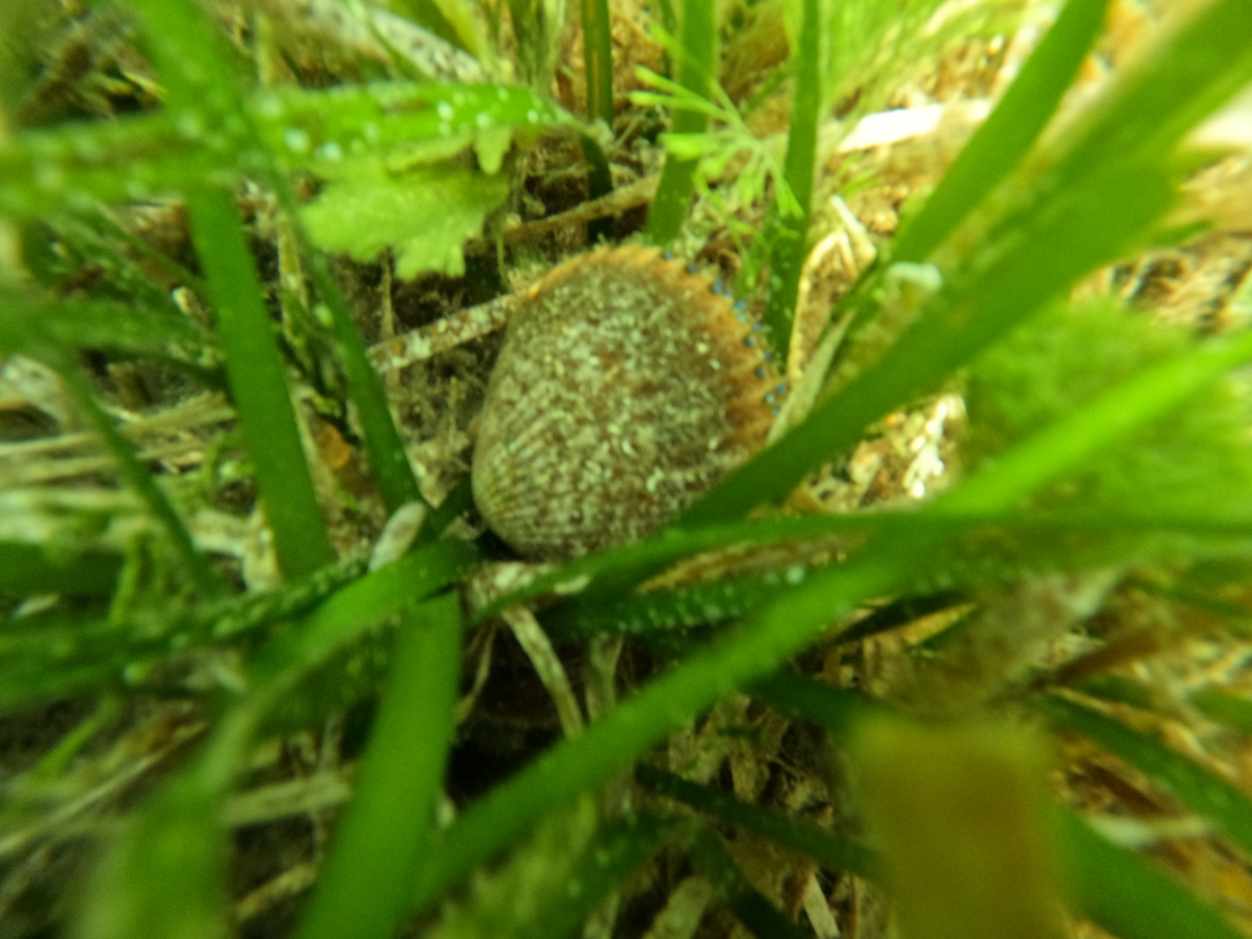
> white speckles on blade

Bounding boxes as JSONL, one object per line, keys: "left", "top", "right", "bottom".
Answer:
{"left": 472, "top": 247, "right": 779, "bottom": 560}
{"left": 283, "top": 127, "right": 311, "bottom": 153}
{"left": 316, "top": 141, "right": 344, "bottom": 162}
{"left": 35, "top": 165, "right": 65, "bottom": 191}
{"left": 176, "top": 112, "right": 206, "bottom": 140}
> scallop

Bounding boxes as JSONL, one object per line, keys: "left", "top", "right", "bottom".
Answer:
{"left": 471, "top": 245, "right": 780, "bottom": 560}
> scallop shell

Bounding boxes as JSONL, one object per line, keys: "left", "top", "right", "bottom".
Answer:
{"left": 471, "top": 245, "right": 780, "bottom": 560}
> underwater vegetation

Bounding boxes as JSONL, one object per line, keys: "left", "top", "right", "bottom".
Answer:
{"left": 3, "top": 1, "right": 1252, "bottom": 937}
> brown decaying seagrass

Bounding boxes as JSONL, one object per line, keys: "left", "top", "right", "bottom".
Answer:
{"left": 471, "top": 245, "right": 781, "bottom": 560}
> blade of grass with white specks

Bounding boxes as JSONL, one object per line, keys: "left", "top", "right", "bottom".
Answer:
{"left": 295, "top": 593, "right": 461, "bottom": 939}
{"left": 761, "top": 0, "right": 821, "bottom": 356}
{"left": 688, "top": 829, "right": 812, "bottom": 939}
{"left": 0, "top": 542, "right": 122, "bottom": 598}
{"left": 0, "top": 291, "right": 220, "bottom": 374}
{"left": 890, "top": 0, "right": 1108, "bottom": 264}
{"left": 1058, "top": 809, "right": 1247, "bottom": 939}
{"left": 1038, "top": 695, "right": 1252, "bottom": 860}
{"left": 184, "top": 187, "right": 333, "bottom": 578}
{"left": 645, "top": 1, "right": 717, "bottom": 244}
{"left": 637, "top": 765, "right": 880, "bottom": 880}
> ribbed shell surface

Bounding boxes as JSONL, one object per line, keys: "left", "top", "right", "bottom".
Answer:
{"left": 471, "top": 246, "right": 777, "bottom": 560}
